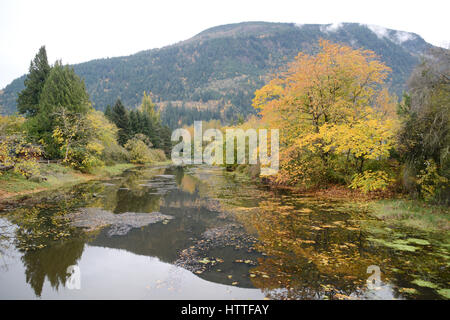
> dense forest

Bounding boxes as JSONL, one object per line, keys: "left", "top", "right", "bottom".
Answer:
{"left": 160, "top": 103, "right": 221, "bottom": 129}
{"left": 0, "top": 22, "right": 434, "bottom": 125}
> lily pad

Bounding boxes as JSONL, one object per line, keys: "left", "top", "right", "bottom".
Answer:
{"left": 411, "top": 279, "right": 438, "bottom": 289}
{"left": 198, "top": 258, "right": 211, "bottom": 264}
{"left": 368, "top": 237, "right": 419, "bottom": 252}
{"left": 398, "top": 287, "right": 419, "bottom": 295}
{"left": 437, "top": 289, "right": 450, "bottom": 299}
{"left": 405, "top": 238, "right": 431, "bottom": 246}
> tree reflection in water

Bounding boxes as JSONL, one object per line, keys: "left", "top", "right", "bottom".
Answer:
{"left": 7, "top": 195, "right": 89, "bottom": 296}
{"left": 238, "top": 199, "right": 387, "bottom": 299}
{"left": 1, "top": 166, "right": 448, "bottom": 299}
{"left": 21, "top": 239, "right": 85, "bottom": 297}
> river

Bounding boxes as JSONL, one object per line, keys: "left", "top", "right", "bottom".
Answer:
{"left": 0, "top": 165, "right": 448, "bottom": 299}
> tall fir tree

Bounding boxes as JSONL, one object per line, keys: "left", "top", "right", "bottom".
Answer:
{"left": 104, "top": 105, "right": 113, "bottom": 120}
{"left": 26, "top": 61, "right": 92, "bottom": 157}
{"left": 138, "top": 92, "right": 162, "bottom": 147}
{"left": 142, "top": 113, "right": 157, "bottom": 147}
{"left": 39, "top": 61, "right": 91, "bottom": 115}
{"left": 111, "top": 99, "right": 130, "bottom": 145}
{"left": 17, "top": 46, "right": 51, "bottom": 117}
{"left": 129, "top": 110, "right": 138, "bottom": 136}
{"left": 160, "top": 125, "right": 172, "bottom": 156}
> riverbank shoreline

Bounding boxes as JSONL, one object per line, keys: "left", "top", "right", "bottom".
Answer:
{"left": 300, "top": 187, "right": 449, "bottom": 233}
{"left": 250, "top": 175, "right": 449, "bottom": 233}
{"left": 366, "top": 199, "right": 450, "bottom": 233}
{"left": 1, "top": 164, "right": 448, "bottom": 300}
{"left": 0, "top": 162, "right": 137, "bottom": 202}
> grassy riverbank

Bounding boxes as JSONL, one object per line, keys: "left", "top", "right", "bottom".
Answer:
{"left": 309, "top": 187, "right": 450, "bottom": 233}
{"left": 255, "top": 176, "right": 449, "bottom": 233}
{"left": 0, "top": 163, "right": 136, "bottom": 200}
{"left": 366, "top": 199, "right": 450, "bottom": 233}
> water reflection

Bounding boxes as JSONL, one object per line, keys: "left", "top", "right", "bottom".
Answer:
{"left": 236, "top": 196, "right": 449, "bottom": 299}
{"left": 0, "top": 165, "right": 448, "bottom": 299}
{"left": 0, "top": 166, "right": 263, "bottom": 298}
{"left": 239, "top": 200, "right": 378, "bottom": 299}
{"left": 21, "top": 240, "right": 85, "bottom": 297}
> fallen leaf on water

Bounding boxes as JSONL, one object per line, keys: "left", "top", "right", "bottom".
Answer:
{"left": 398, "top": 287, "right": 419, "bottom": 295}
{"left": 198, "top": 258, "right": 210, "bottom": 264}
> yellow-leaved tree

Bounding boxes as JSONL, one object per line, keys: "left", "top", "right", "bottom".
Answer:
{"left": 0, "top": 114, "right": 41, "bottom": 178}
{"left": 52, "top": 109, "right": 124, "bottom": 172}
{"left": 253, "top": 40, "right": 398, "bottom": 190}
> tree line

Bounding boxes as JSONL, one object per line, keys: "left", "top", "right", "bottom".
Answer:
{"left": 160, "top": 102, "right": 221, "bottom": 129}
{"left": 0, "top": 46, "right": 170, "bottom": 177}
{"left": 104, "top": 93, "right": 172, "bottom": 155}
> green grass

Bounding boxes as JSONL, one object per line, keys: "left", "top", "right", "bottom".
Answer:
{"left": 90, "top": 161, "right": 171, "bottom": 177}
{"left": 0, "top": 164, "right": 84, "bottom": 195}
{"left": 0, "top": 171, "right": 49, "bottom": 193}
{"left": 368, "top": 199, "right": 450, "bottom": 232}
{"left": 150, "top": 160, "right": 174, "bottom": 166}
{"left": 0, "top": 162, "right": 137, "bottom": 199}
{"left": 91, "top": 163, "right": 136, "bottom": 177}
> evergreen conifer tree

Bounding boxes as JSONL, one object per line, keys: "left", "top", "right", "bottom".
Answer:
{"left": 17, "top": 46, "right": 52, "bottom": 117}
{"left": 111, "top": 99, "right": 130, "bottom": 145}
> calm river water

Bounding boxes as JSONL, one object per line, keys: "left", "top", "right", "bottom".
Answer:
{"left": 0, "top": 166, "right": 448, "bottom": 299}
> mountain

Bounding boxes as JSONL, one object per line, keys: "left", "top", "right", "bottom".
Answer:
{"left": 0, "top": 22, "right": 434, "bottom": 120}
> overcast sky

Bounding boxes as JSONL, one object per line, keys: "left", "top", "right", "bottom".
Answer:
{"left": 0, "top": 0, "right": 449, "bottom": 89}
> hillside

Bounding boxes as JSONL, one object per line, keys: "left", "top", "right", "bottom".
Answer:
{"left": 0, "top": 22, "right": 434, "bottom": 121}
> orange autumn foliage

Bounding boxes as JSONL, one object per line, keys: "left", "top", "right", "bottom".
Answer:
{"left": 253, "top": 40, "right": 398, "bottom": 189}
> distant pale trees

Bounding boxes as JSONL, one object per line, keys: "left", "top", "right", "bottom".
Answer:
{"left": 161, "top": 103, "right": 221, "bottom": 129}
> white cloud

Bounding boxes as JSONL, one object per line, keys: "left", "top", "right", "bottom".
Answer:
{"left": 395, "top": 31, "right": 416, "bottom": 43}
{"left": 320, "top": 22, "right": 343, "bottom": 33}
{"left": 366, "top": 24, "right": 389, "bottom": 39}
{"left": 365, "top": 24, "right": 417, "bottom": 44}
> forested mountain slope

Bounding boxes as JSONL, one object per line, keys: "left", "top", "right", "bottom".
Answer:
{"left": 0, "top": 22, "right": 434, "bottom": 121}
